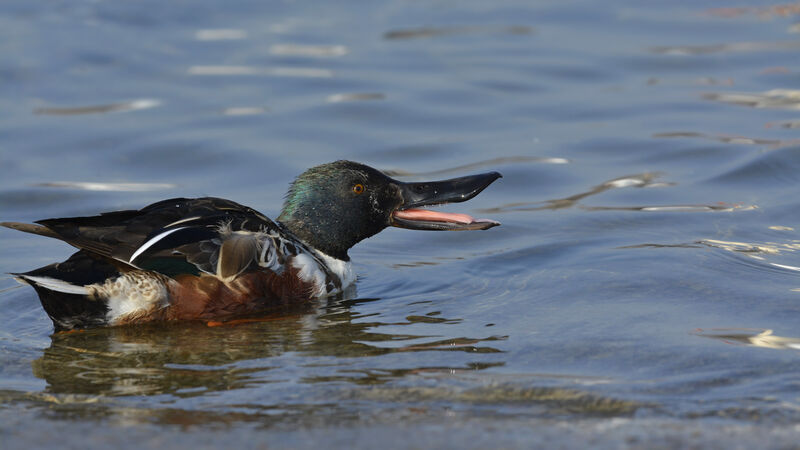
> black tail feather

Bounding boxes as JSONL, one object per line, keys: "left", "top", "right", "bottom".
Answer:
{"left": 19, "top": 251, "right": 116, "bottom": 330}
{"left": 0, "top": 221, "right": 60, "bottom": 239}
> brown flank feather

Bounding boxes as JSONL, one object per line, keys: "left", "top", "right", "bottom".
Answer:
{"left": 124, "top": 266, "right": 317, "bottom": 325}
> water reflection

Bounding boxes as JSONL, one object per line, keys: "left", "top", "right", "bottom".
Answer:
{"left": 32, "top": 297, "right": 505, "bottom": 397}
{"left": 352, "top": 382, "right": 639, "bottom": 416}
{"left": 694, "top": 328, "right": 800, "bottom": 350}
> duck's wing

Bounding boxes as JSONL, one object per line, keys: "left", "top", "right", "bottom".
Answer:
{"left": 26, "top": 197, "right": 288, "bottom": 279}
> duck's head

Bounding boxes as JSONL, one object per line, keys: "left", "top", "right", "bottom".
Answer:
{"left": 277, "top": 160, "right": 501, "bottom": 260}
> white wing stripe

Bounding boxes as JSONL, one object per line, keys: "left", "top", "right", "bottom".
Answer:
{"left": 163, "top": 216, "right": 202, "bottom": 228}
{"left": 130, "top": 227, "right": 187, "bottom": 263}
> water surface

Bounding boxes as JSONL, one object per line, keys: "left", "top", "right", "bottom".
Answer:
{"left": 2, "top": 0, "right": 800, "bottom": 447}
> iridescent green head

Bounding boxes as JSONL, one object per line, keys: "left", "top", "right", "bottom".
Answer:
{"left": 278, "top": 160, "right": 501, "bottom": 260}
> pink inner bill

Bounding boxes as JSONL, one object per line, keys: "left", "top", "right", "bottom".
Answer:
{"left": 392, "top": 208, "right": 496, "bottom": 225}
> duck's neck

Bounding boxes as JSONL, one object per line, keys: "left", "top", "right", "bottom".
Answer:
{"left": 277, "top": 216, "right": 351, "bottom": 262}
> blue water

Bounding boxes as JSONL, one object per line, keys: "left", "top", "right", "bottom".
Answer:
{"left": 3, "top": 0, "right": 800, "bottom": 447}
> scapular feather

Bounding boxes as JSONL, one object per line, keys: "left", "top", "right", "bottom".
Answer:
{"left": 217, "top": 233, "right": 259, "bottom": 281}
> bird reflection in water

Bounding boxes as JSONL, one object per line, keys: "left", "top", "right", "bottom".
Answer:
{"left": 32, "top": 294, "right": 505, "bottom": 398}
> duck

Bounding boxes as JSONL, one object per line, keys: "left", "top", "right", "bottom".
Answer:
{"left": 2, "top": 160, "right": 501, "bottom": 331}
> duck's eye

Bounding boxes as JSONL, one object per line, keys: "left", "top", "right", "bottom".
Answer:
{"left": 352, "top": 183, "right": 365, "bottom": 195}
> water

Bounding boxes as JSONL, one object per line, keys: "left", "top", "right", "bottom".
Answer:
{"left": 2, "top": 0, "right": 800, "bottom": 447}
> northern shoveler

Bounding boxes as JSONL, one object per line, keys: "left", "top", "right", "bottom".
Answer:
{"left": 2, "top": 160, "right": 501, "bottom": 330}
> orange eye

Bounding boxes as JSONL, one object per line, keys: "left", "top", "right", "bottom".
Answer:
{"left": 352, "top": 183, "right": 365, "bottom": 195}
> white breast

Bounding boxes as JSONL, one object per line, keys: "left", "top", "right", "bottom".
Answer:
{"left": 317, "top": 252, "right": 356, "bottom": 289}
{"left": 291, "top": 251, "right": 355, "bottom": 298}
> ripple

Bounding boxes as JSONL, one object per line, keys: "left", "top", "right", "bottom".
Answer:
{"left": 697, "top": 238, "right": 800, "bottom": 275}
{"left": 693, "top": 328, "right": 800, "bottom": 350}
{"left": 221, "top": 106, "right": 267, "bottom": 116}
{"left": 705, "top": 4, "right": 800, "bottom": 19}
{"left": 353, "top": 382, "right": 639, "bottom": 416}
{"left": 383, "top": 156, "right": 567, "bottom": 178}
{"left": 619, "top": 243, "right": 703, "bottom": 250}
{"left": 707, "top": 146, "right": 800, "bottom": 186}
{"left": 0, "top": 188, "right": 77, "bottom": 206}
{"left": 194, "top": 29, "right": 247, "bottom": 41}
{"left": 645, "top": 77, "right": 734, "bottom": 87}
{"left": 384, "top": 25, "right": 534, "bottom": 40}
{"left": 269, "top": 44, "right": 348, "bottom": 57}
{"left": 187, "top": 65, "right": 333, "bottom": 78}
{"left": 35, "top": 181, "right": 175, "bottom": 192}
{"left": 392, "top": 336, "right": 506, "bottom": 354}
{"left": 699, "top": 238, "right": 800, "bottom": 255}
{"left": 326, "top": 93, "right": 385, "bottom": 103}
{"left": 766, "top": 119, "right": 800, "bottom": 129}
{"left": 650, "top": 41, "right": 800, "bottom": 56}
{"left": 653, "top": 131, "right": 800, "bottom": 149}
{"left": 703, "top": 89, "right": 800, "bottom": 110}
{"left": 624, "top": 236, "right": 800, "bottom": 277}
{"left": 34, "top": 99, "right": 161, "bottom": 116}
{"left": 584, "top": 204, "right": 754, "bottom": 212}
{"left": 479, "top": 172, "right": 668, "bottom": 213}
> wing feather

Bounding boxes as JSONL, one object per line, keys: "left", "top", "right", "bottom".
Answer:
{"left": 22, "top": 197, "right": 284, "bottom": 279}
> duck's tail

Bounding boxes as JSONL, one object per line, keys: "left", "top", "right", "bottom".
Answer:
{"left": 12, "top": 251, "right": 116, "bottom": 330}
{"left": 0, "top": 221, "right": 60, "bottom": 239}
